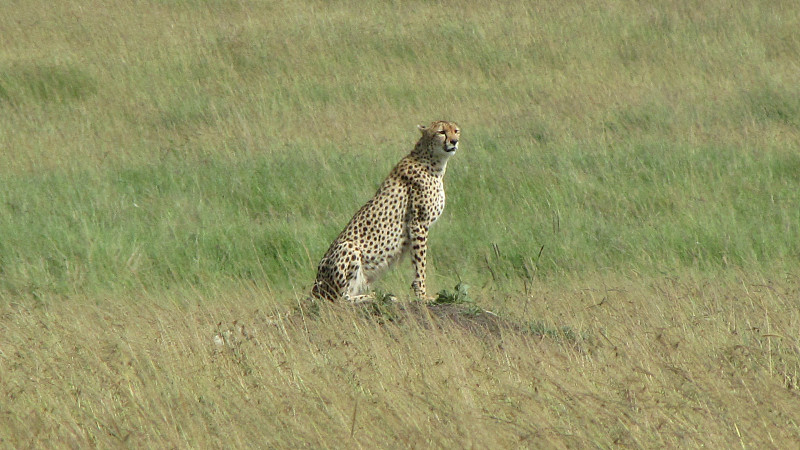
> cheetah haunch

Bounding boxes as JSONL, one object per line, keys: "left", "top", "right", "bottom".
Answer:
{"left": 312, "top": 121, "right": 461, "bottom": 302}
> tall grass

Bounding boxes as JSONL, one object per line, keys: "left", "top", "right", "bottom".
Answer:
{"left": 2, "top": 1, "right": 797, "bottom": 295}
{"left": 1, "top": 0, "right": 799, "bottom": 446}
{"left": 2, "top": 275, "right": 799, "bottom": 447}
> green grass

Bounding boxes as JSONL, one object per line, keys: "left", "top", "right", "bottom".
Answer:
{"left": 3, "top": 139, "right": 796, "bottom": 296}
{"left": 0, "top": 62, "right": 97, "bottom": 105}
{"left": 1, "top": 0, "right": 799, "bottom": 447}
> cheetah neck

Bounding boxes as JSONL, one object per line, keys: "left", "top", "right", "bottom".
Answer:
{"left": 411, "top": 143, "right": 451, "bottom": 177}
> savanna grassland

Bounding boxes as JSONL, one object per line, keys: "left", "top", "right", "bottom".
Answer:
{"left": 2, "top": 0, "right": 799, "bottom": 447}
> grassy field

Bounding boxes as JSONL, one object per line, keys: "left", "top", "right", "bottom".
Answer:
{"left": 2, "top": 0, "right": 799, "bottom": 447}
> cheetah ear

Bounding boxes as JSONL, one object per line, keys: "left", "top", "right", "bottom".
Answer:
{"left": 417, "top": 124, "right": 427, "bottom": 134}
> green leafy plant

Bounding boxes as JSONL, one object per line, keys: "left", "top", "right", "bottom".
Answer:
{"left": 433, "top": 282, "right": 472, "bottom": 305}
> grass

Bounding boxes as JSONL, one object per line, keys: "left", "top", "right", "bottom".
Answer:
{"left": 3, "top": 275, "right": 799, "bottom": 447}
{"left": 1, "top": 0, "right": 799, "bottom": 446}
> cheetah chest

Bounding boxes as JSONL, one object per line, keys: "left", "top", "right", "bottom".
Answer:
{"left": 354, "top": 178, "right": 444, "bottom": 278}
{"left": 423, "top": 180, "right": 446, "bottom": 225}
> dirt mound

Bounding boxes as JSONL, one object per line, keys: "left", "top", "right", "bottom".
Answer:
{"left": 287, "top": 285, "right": 587, "bottom": 347}
{"left": 355, "top": 299, "right": 521, "bottom": 339}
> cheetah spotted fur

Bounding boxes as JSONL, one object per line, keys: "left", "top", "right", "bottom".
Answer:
{"left": 311, "top": 120, "right": 461, "bottom": 301}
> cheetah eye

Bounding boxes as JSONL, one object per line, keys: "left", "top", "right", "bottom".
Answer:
{"left": 438, "top": 130, "right": 446, "bottom": 135}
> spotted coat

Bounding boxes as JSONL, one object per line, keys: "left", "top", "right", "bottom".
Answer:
{"left": 311, "top": 121, "right": 461, "bottom": 301}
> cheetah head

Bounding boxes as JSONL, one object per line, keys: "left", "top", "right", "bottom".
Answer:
{"left": 418, "top": 121, "right": 460, "bottom": 155}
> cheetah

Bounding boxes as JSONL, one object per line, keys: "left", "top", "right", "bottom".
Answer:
{"left": 311, "top": 120, "right": 461, "bottom": 302}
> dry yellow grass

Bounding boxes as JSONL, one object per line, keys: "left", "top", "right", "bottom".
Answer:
{"left": 2, "top": 0, "right": 800, "bottom": 446}
{"left": 2, "top": 273, "right": 798, "bottom": 447}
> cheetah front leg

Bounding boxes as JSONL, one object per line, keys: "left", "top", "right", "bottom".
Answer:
{"left": 409, "top": 222, "right": 431, "bottom": 300}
